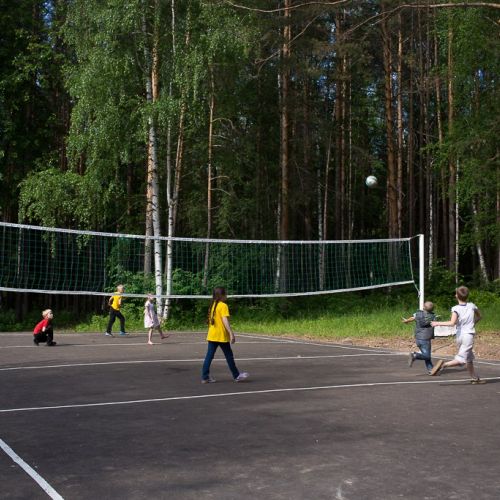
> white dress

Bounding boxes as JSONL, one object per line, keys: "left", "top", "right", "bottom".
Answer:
{"left": 144, "top": 301, "right": 160, "bottom": 328}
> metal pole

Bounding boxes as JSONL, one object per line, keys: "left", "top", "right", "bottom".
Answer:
{"left": 419, "top": 233, "right": 424, "bottom": 310}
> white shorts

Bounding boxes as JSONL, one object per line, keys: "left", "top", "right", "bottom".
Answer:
{"left": 454, "top": 332, "right": 475, "bottom": 364}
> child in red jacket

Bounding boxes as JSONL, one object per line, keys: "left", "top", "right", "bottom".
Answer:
{"left": 33, "top": 309, "right": 56, "bottom": 346}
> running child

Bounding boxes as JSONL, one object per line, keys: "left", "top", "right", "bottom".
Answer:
{"left": 144, "top": 294, "right": 169, "bottom": 345}
{"left": 105, "top": 284, "right": 127, "bottom": 336}
{"left": 201, "top": 286, "right": 249, "bottom": 384}
{"left": 402, "top": 301, "right": 436, "bottom": 374}
{"left": 33, "top": 309, "right": 56, "bottom": 346}
{"left": 430, "top": 286, "right": 485, "bottom": 384}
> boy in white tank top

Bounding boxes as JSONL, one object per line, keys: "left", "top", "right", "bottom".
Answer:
{"left": 429, "top": 286, "right": 485, "bottom": 384}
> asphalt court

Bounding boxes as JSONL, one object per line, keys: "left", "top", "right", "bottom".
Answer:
{"left": 1, "top": 331, "right": 500, "bottom": 500}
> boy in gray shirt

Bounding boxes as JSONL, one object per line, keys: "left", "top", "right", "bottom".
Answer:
{"left": 402, "top": 301, "right": 436, "bottom": 374}
{"left": 430, "top": 286, "right": 484, "bottom": 383}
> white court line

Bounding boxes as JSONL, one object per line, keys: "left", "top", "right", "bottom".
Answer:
{"left": 0, "top": 352, "right": 401, "bottom": 372}
{"left": 1, "top": 376, "right": 499, "bottom": 414}
{"left": 0, "top": 438, "right": 64, "bottom": 499}
{"left": 0, "top": 340, "right": 283, "bottom": 349}
{"left": 238, "top": 333, "right": 500, "bottom": 366}
{"left": 239, "top": 332, "right": 399, "bottom": 353}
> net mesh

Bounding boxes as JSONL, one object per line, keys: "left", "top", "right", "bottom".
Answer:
{"left": 0, "top": 222, "right": 415, "bottom": 298}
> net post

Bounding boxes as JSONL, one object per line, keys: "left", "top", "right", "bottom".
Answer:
{"left": 418, "top": 234, "right": 425, "bottom": 310}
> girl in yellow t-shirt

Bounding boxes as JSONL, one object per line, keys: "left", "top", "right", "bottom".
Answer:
{"left": 105, "top": 285, "right": 127, "bottom": 336}
{"left": 201, "top": 287, "right": 249, "bottom": 384}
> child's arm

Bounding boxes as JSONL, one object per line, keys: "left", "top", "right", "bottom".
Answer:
{"left": 401, "top": 316, "right": 415, "bottom": 324}
{"left": 222, "top": 316, "right": 236, "bottom": 344}
{"left": 431, "top": 312, "right": 458, "bottom": 327}
{"left": 474, "top": 308, "right": 481, "bottom": 324}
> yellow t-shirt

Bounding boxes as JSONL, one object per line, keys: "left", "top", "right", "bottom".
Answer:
{"left": 109, "top": 294, "right": 122, "bottom": 311}
{"left": 206, "top": 301, "right": 230, "bottom": 343}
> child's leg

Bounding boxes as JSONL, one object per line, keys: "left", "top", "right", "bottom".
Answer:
{"left": 466, "top": 362, "right": 479, "bottom": 379}
{"left": 106, "top": 310, "right": 116, "bottom": 333}
{"left": 415, "top": 339, "right": 433, "bottom": 372}
{"left": 35, "top": 332, "right": 47, "bottom": 344}
{"left": 442, "top": 359, "right": 463, "bottom": 369}
{"left": 148, "top": 328, "right": 153, "bottom": 344}
{"left": 219, "top": 342, "right": 240, "bottom": 379}
{"left": 117, "top": 311, "right": 126, "bottom": 333}
{"left": 202, "top": 342, "right": 218, "bottom": 380}
{"left": 159, "top": 325, "right": 167, "bottom": 339}
{"left": 45, "top": 327, "right": 55, "bottom": 345}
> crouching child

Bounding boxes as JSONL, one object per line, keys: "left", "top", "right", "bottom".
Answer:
{"left": 33, "top": 309, "right": 56, "bottom": 346}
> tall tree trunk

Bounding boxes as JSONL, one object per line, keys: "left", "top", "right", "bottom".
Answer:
{"left": 407, "top": 28, "right": 415, "bottom": 237}
{"left": 347, "top": 71, "right": 353, "bottom": 240}
{"left": 382, "top": 7, "right": 398, "bottom": 238}
{"left": 417, "top": 9, "right": 425, "bottom": 236}
{"left": 434, "top": 29, "right": 448, "bottom": 265}
{"left": 280, "top": 0, "right": 291, "bottom": 242}
{"left": 163, "top": 0, "right": 177, "bottom": 320}
{"left": 276, "top": 0, "right": 291, "bottom": 292}
{"left": 163, "top": 0, "right": 191, "bottom": 319}
{"left": 424, "top": 11, "right": 433, "bottom": 274}
{"left": 203, "top": 66, "right": 215, "bottom": 289}
{"left": 143, "top": 3, "right": 163, "bottom": 309}
{"left": 447, "top": 24, "right": 457, "bottom": 274}
{"left": 471, "top": 200, "right": 489, "bottom": 283}
{"left": 302, "top": 79, "right": 312, "bottom": 239}
{"left": 496, "top": 182, "right": 500, "bottom": 280}
{"left": 317, "top": 144, "right": 324, "bottom": 290}
{"left": 340, "top": 52, "right": 347, "bottom": 240}
{"left": 396, "top": 13, "right": 404, "bottom": 239}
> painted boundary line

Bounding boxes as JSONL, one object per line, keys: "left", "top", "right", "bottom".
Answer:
{"left": 0, "top": 438, "right": 64, "bottom": 499}
{"left": 0, "top": 352, "right": 401, "bottom": 372}
{"left": 238, "top": 333, "right": 500, "bottom": 366}
{"left": 238, "top": 333, "right": 395, "bottom": 353}
{"left": 1, "top": 377, "right": 499, "bottom": 414}
{"left": 0, "top": 340, "right": 285, "bottom": 350}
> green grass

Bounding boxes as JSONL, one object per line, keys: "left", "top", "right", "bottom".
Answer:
{"left": 232, "top": 302, "right": 500, "bottom": 339}
{"left": 3, "top": 287, "right": 499, "bottom": 339}
{"left": 73, "top": 289, "right": 499, "bottom": 340}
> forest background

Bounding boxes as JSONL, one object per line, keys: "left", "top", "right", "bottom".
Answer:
{"left": 0, "top": 0, "right": 499, "bottom": 338}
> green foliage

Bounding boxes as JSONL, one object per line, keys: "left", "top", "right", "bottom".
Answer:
{"left": 433, "top": 7, "right": 500, "bottom": 257}
{"left": 19, "top": 168, "right": 93, "bottom": 227}
{"left": 427, "top": 261, "right": 463, "bottom": 297}
{"left": 0, "top": 0, "right": 65, "bottom": 220}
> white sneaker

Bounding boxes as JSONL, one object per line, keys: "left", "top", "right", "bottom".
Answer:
{"left": 234, "top": 372, "right": 249, "bottom": 382}
{"left": 201, "top": 377, "right": 216, "bottom": 384}
{"left": 105, "top": 332, "right": 113, "bottom": 337}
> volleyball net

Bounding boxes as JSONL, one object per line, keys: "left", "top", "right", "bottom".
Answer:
{"left": 0, "top": 222, "right": 422, "bottom": 301}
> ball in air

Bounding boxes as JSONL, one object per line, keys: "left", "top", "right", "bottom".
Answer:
{"left": 365, "top": 175, "right": 378, "bottom": 188}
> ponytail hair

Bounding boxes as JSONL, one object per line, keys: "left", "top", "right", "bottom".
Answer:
{"left": 207, "top": 286, "right": 226, "bottom": 326}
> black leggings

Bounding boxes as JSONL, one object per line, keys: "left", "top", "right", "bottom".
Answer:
{"left": 34, "top": 328, "right": 54, "bottom": 344}
{"left": 106, "top": 309, "right": 126, "bottom": 333}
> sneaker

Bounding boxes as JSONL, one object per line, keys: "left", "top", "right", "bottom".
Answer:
{"left": 119, "top": 331, "right": 128, "bottom": 336}
{"left": 105, "top": 332, "right": 113, "bottom": 337}
{"left": 33, "top": 338, "right": 39, "bottom": 346}
{"left": 408, "top": 352, "right": 415, "bottom": 367}
{"left": 234, "top": 372, "right": 249, "bottom": 382}
{"left": 430, "top": 359, "right": 444, "bottom": 376}
{"left": 471, "top": 378, "right": 486, "bottom": 385}
{"left": 46, "top": 341, "right": 57, "bottom": 346}
{"left": 201, "top": 377, "right": 216, "bottom": 384}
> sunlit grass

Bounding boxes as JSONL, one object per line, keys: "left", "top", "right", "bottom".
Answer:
{"left": 232, "top": 302, "right": 500, "bottom": 339}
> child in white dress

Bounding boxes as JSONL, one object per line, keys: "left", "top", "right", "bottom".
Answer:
{"left": 144, "top": 294, "right": 168, "bottom": 345}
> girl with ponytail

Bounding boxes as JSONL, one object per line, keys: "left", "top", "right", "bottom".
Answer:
{"left": 201, "top": 287, "right": 249, "bottom": 384}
